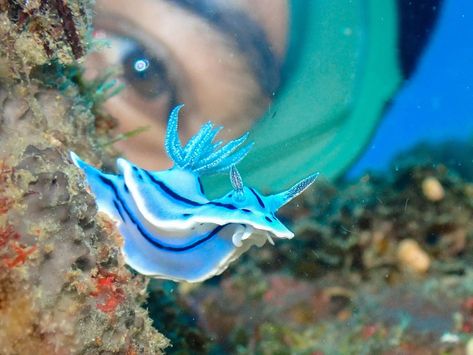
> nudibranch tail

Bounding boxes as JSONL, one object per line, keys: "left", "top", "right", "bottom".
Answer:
{"left": 164, "top": 104, "right": 253, "bottom": 174}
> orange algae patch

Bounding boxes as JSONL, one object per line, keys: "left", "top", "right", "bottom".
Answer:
{"left": 89, "top": 215, "right": 127, "bottom": 313}
{"left": 3, "top": 243, "right": 37, "bottom": 268}
{"left": 0, "top": 225, "right": 36, "bottom": 268}
{"left": 126, "top": 344, "right": 139, "bottom": 355}
{"left": 90, "top": 270, "right": 126, "bottom": 313}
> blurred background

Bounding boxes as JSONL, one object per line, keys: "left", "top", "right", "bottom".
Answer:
{"left": 350, "top": 0, "right": 473, "bottom": 177}
{"left": 86, "top": 0, "right": 473, "bottom": 191}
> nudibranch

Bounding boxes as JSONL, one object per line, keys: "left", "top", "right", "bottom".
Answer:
{"left": 71, "top": 105, "right": 318, "bottom": 282}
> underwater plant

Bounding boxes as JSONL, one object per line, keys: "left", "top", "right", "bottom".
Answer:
{"left": 72, "top": 105, "right": 318, "bottom": 282}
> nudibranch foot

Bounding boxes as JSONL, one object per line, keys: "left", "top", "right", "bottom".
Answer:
{"left": 71, "top": 105, "right": 318, "bottom": 282}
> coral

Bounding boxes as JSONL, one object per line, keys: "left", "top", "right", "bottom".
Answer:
{"left": 0, "top": 0, "right": 92, "bottom": 78}
{"left": 183, "top": 265, "right": 473, "bottom": 354}
{"left": 0, "top": 87, "right": 169, "bottom": 354}
{"left": 240, "top": 160, "right": 473, "bottom": 279}
{"left": 0, "top": 1, "right": 169, "bottom": 353}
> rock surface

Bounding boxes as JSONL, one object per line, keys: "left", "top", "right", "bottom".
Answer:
{"left": 0, "top": 2, "right": 169, "bottom": 353}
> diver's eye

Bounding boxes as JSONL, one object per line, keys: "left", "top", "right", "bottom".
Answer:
{"left": 84, "top": 29, "right": 179, "bottom": 126}
{"left": 87, "top": 31, "right": 176, "bottom": 102}
{"left": 122, "top": 45, "right": 171, "bottom": 100}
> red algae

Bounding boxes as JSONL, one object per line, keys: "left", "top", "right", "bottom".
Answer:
{"left": 91, "top": 271, "right": 126, "bottom": 314}
{"left": 3, "top": 243, "right": 37, "bottom": 268}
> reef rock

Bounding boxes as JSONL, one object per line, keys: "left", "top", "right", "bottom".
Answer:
{"left": 0, "top": 2, "right": 168, "bottom": 354}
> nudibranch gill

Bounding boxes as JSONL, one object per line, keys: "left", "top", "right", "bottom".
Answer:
{"left": 71, "top": 105, "right": 318, "bottom": 282}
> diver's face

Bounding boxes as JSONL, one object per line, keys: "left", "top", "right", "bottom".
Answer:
{"left": 86, "top": 0, "right": 288, "bottom": 169}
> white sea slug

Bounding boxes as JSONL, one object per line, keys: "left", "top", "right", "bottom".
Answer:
{"left": 71, "top": 105, "right": 318, "bottom": 282}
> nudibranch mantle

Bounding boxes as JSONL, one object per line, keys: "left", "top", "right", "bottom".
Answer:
{"left": 71, "top": 105, "right": 318, "bottom": 282}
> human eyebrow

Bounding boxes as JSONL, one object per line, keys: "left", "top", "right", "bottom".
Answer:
{"left": 166, "top": 0, "right": 281, "bottom": 96}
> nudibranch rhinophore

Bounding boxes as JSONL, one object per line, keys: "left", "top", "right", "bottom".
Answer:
{"left": 71, "top": 105, "right": 318, "bottom": 282}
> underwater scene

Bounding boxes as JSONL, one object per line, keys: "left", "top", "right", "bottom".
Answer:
{"left": 0, "top": 0, "right": 472, "bottom": 354}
